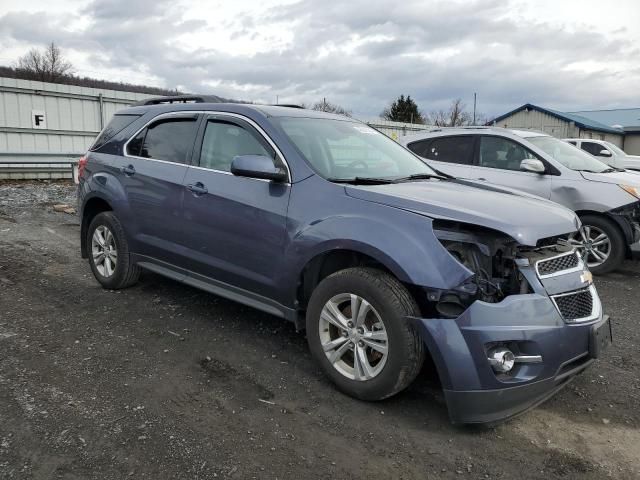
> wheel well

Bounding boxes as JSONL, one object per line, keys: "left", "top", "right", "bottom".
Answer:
{"left": 296, "top": 249, "right": 429, "bottom": 315}
{"left": 80, "top": 197, "right": 112, "bottom": 258}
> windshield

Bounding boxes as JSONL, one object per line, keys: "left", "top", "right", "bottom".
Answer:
{"left": 603, "top": 141, "right": 626, "bottom": 156}
{"left": 527, "top": 136, "right": 611, "bottom": 173}
{"left": 274, "top": 117, "right": 437, "bottom": 181}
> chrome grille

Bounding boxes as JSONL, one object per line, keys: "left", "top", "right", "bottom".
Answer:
{"left": 536, "top": 251, "right": 581, "bottom": 278}
{"left": 551, "top": 287, "right": 597, "bottom": 322}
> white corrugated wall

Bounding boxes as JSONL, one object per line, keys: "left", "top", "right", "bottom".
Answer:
{"left": 0, "top": 77, "right": 153, "bottom": 179}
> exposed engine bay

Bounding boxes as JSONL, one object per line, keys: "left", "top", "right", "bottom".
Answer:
{"left": 430, "top": 220, "right": 573, "bottom": 318}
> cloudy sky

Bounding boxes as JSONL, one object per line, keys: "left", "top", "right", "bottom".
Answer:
{"left": 0, "top": 0, "right": 639, "bottom": 119}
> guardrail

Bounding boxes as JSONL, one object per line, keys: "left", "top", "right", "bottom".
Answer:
{"left": 0, "top": 154, "right": 79, "bottom": 181}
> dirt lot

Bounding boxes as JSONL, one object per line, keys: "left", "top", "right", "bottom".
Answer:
{"left": 0, "top": 180, "right": 639, "bottom": 480}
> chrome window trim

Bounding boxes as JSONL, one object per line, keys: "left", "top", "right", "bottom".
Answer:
{"left": 535, "top": 250, "right": 584, "bottom": 279}
{"left": 550, "top": 284, "right": 601, "bottom": 324}
{"left": 123, "top": 110, "right": 292, "bottom": 184}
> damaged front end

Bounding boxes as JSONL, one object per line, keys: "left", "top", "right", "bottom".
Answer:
{"left": 415, "top": 219, "right": 610, "bottom": 424}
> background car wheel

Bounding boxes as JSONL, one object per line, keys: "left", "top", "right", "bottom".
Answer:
{"left": 306, "top": 267, "right": 425, "bottom": 401}
{"left": 568, "top": 214, "right": 625, "bottom": 274}
{"left": 87, "top": 212, "right": 140, "bottom": 289}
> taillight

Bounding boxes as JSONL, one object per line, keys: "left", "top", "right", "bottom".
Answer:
{"left": 78, "top": 155, "right": 88, "bottom": 180}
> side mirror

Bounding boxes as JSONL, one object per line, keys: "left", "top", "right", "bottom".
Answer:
{"left": 520, "top": 158, "right": 546, "bottom": 174}
{"left": 599, "top": 149, "right": 612, "bottom": 157}
{"left": 230, "top": 155, "right": 287, "bottom": 182}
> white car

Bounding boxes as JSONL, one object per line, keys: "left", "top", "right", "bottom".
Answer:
{"left": 401, "top": 127, "right": 640, "bottom": 273}
{"left": 563, "top": 138, "right": 640, "bottom": 171}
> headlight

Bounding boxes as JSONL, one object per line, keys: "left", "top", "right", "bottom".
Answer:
{"left": 620, "top": 184, "right": 640, "bottom": 199}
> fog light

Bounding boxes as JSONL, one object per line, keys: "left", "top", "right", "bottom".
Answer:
{"left": 488, "top": 347, "right": 515, "bottom": 373}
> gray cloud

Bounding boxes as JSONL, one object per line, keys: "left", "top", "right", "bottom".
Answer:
{"left": 0, "top": 0, "right": 638, "bottom": 118}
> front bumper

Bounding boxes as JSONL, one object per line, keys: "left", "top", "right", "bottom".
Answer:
{"left": 414, "top": 252, "right": 610, "bottom": 424}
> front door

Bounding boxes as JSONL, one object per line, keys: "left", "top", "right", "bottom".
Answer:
{"left": 180, "top": 114, "right": 291, "bottom": 299}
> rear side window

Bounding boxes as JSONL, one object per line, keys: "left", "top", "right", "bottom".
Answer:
{"left": 127, "top": 118, "right": 198, "bottom": 164}
{"left": 424, "top": 136, "right": 475, "bottom": 165}
{"left": 199, "top": 120, "right": 275, "bottom": 172}
{"left": 406, "top": 139, "right": 431, "bottom": 157}
{"left": 91, "top": 114, "right": 141, "bottom": 150}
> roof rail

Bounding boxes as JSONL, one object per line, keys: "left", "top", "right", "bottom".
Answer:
{"left": 270, "top": 104, "right": 305, "bottom": 109}
{"left": 134, "top": 95, "right": 224, "bottom": 106}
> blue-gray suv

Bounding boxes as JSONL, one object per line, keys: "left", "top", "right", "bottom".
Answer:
{"left": 78, "top": 96, "right": 611, "bottom": 424}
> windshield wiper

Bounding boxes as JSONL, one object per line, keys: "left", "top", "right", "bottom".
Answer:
{"left": 393, "top": 173, "right": 448, "bottom": 182}
{"left": 328, "top": 177, "right": 397, "bottom": 185}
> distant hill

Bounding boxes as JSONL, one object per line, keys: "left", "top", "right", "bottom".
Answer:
{"left": 0, "top": 65, "right": 237, "bottom": 102}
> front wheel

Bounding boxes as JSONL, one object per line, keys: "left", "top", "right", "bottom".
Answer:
{"left": 568, "top": 214, "right": 625, "bottom": 274}
{"left": 306, "top": 267, "right": 425, "bottom": 401}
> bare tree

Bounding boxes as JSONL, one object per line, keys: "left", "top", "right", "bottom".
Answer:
{"left": 429, "top": 99, "right": 472, "bottom": 127}
{"left": 16, "top": 42, "right": 73, "bottom": 82}
{"left": 311, "top": 98, "right": 352, "bottom": 117}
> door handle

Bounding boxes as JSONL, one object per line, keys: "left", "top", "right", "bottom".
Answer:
{"left": 476, "top": 177, "right": 487, "bottom": 181}
{"left": 120, "top": 164, "right": 136, "bottom": 176}
{"left": 187, "top": 182, "right": 208, "bottom": 196}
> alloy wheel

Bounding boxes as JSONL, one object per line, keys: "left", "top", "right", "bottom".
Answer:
{"left": 91, "top": 225, "right": 118, "bottom": 277}
{"left": 319, "top": 293, "right": 388, "bottom": 381}
{"left": 567, "top": 225, "right": 611, "bottom": 269}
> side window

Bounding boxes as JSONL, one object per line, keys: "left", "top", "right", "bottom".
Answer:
{"left": 479, "top": 136, "right": 539, "bottom": 171}
{"left": 568, "top": 141, "right": 577, "bottom": 146}
{"left": 91, "top": 114, "right": 141, "bottom": 151}
{"left": 127, "top": 129, "right": 146, "bottom": 157}
{"left": 424, "top": 136, "right": 475, "bottom": 165}
{"left": 127, "top": 118, "right": 198, "bottom": 164}
{"left": 407, "top": 139, "right": 431, "bottom": 158}
{"left": 581, "top": 141, "right": 608, "bottom": 157}
{"left": 199, "top": 120, "right": 275, "bottom": 172}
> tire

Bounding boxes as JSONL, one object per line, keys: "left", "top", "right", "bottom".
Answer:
{"left": 571, "top": 214, "right": 626, "bottom": 275}
{"left": 87, "top": 211, "right": 140, "bottom": 289}
{"left": 306, "top": 267, "right": 425, "bottom": 401}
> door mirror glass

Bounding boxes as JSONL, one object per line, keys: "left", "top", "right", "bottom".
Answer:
{"left": 231, "top": 155, "right": 287, "bottom": 182}
{"left": 520, "top": 158, "right": 546, "bottom": 173}
{"left": 599, "top": 149, "right": 612, "bottom": 157}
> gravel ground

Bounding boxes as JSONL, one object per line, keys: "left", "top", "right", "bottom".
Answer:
{"left": 0, "top": 180, "right": 639, "bottom": 480}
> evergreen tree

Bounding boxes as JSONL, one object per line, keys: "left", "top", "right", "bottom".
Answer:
{"left": 381, "top": 95, "right": 425, "bottom": 124}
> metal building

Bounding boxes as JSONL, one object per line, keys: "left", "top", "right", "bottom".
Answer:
{"left": 490, "top": 103, "right": 625, "bottom": 147}
{"left": 569, "top": 107, "right": 640, "bottom": 155}
{"left": 0, "top": 77, "right": 152, "bottom": 179}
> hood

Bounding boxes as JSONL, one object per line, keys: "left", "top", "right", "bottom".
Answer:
{"left": 579, "top": 170, "right": 640, "bottom": 185}
{"left": 345, "top": 179, "right": 579, "bottom": 246}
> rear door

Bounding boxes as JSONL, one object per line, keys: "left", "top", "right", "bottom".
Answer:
{"left": 180, "top": 114, "right": 291, "bottom": 299}
{"left": 471, "top": 135, "right": 553, "bottom": 198}
{"left": 115, "top": 113, "right": 200, "bottom": 265}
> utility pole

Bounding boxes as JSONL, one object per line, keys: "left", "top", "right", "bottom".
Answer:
{"left": 276, "top": 95, "right": 279, "bottom": 105}
{"left": 473, "top": 93, "right": 477, "bottom": 125}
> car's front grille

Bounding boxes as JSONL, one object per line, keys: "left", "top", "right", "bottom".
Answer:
{"left": 551, "top": 287, "right": 595, "bottom": 322}
{"left": 536, "top": 251, "right": 580, "bottom": 277}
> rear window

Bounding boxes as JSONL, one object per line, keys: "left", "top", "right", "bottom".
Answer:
{"left": 423, "top": 136, "right": 475, "bottom": 165}
{"left": 90, "top": 114, "right": 141, "bottom": 150}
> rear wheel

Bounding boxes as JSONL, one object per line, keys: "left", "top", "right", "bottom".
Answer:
{"left": 87, "top": 212, "right": 140, "bottom": 289}
{"left": 306, "top": 267, "right": 425, "bottom": 401}
{"left": 568, "top": 214, "right": 625, "bottom": 274}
